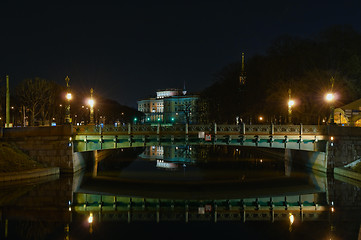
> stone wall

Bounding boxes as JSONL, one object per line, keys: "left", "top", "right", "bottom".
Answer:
{"left": 1, "top": 125, "right": 87, "bottom": 173}
{"left": 327, "top": 125, "right": 361, "bottom": 168}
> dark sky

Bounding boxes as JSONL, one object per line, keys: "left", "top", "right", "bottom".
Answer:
{"left": 1, "top": 1, "right": 361, "bottom": 108}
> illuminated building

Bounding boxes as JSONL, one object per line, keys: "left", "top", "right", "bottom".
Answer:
{"left": 137, "top": 88, "right": 199, "bottom": 124}
{"left": 334, "top": 98, "right": 361, "bottom": 126}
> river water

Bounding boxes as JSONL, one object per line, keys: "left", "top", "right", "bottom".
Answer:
{"left": 0, "top": 145, "right": 360, "bottom": 240}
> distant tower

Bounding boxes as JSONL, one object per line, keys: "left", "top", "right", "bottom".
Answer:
{"left": 239, "top": 52, "right": 246, "bottom": 85}
{"left": 182, "top": 81, "right": 187, "bottom": 95}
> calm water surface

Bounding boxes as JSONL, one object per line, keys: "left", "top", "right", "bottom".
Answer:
{"left": 0, "top": 145, "right": 360, "bottom": 240}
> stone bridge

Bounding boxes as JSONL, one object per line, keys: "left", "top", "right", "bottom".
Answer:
{"left": 2, "top": 124, "right": 361, "bottom": 173}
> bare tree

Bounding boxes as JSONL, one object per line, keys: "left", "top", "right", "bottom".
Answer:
{"left": 16, "top": 78, "right": 61, "bottom": 126}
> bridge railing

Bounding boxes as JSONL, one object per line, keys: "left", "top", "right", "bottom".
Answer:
{"left": 73, "top": 123, "right": 327, "bottom": 136}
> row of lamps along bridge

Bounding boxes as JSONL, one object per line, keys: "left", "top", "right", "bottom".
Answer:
{"left": 65, "top": 76, "right": 95, "bottom": 125}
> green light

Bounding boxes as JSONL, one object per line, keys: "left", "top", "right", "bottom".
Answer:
{"left": 147, "top": 117, "right": 150, "bottom": 121}
{"left": 134, "top": 117, "right": 137, "bottom": 121}
{"left": 171, "top": 117, "right": 175, "bottom": 121}
{"left": 157, "top": 118, "right": 160, "bottom": 121}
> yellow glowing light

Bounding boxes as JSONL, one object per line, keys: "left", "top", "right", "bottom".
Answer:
{"left": 66, "top": 93, "right": 72, "bottom": 100}
{"left": 88, "top": 99, "right": 95, "bottom": 108}
{"left": 331, "top": 207, "right": 335, "bottom": 213}
{"left": 288, "top": 100, "right": 295, "bottom": 107}
{"left": 325, "top": 93, "right": 334, "bottom": 102}
{"left": 289, "top": 213, "right": 294, "bottom": 225}
{"left": 88, "top": 213, "right": 93, "bottom": 223}
{"left": 259, "top": 116, "right": 263, "bottom": 121}
{"left": 330, "top": 136, "right": 334, "bottom": 141}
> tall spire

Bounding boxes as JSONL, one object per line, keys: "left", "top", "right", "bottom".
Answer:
{"left": 239, "top": 52, "right": 246, "bottom": 85}
{"left": 182, "top": 81, "right": 187, "bottom": 95}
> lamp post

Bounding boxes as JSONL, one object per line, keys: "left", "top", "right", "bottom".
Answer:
{"left": 88, "top": 88, "right": 95, "bottom": 125}
{"left": 325, "top": 77, "right": 336, "bottom": 125}
{"left": 325, "top": 92, "right": 335, "bottom": 124}
{"left": 288, "top": 88, "right": 295, "bottom": 124}
{"left": 5, "top": 75, "right": 10, "bottom": 128}
{"left": 65, "top": 76, "right": 72, "bottom": 124}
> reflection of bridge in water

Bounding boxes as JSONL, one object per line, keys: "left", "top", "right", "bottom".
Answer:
{"left": 75, "top": 157, "right": 331, "bottom": 224}
{"left": 73, "top": 192, "right": 330, "bottom": 223}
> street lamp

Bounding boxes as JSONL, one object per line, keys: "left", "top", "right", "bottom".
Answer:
{"left": 325, "top": 92, "right": 335, "bottom": 124}
{"left": 65, "top": 76, "right": 72, "bottom": 124}
{"left": 88, "top": 88, "right": 95, "bottom": 125}
{"left": 325, "top": 77, "right": 336, "bottom": 125}
{"left": 288, "top": 89, "right": 295, "bottom": 124}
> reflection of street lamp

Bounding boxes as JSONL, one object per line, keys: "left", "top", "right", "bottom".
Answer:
{"left": 88, "top": 212, "right": 93, "bottom": 234}
{"left": 65, "top": 76, "right": 72, "bottom": 124}
{"left": 289, "top": 213, "right": 294, "bottom": 232}
{"left": 288, "top": 89, "right": 295, "bottom": 124}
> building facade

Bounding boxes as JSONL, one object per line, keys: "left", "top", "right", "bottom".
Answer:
{"left": 137, "top": 89, "right": 198, "bottom": 124}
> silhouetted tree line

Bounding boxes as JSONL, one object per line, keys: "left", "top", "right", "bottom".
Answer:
{"left": 0, "top": 77, "right": 142, "bottom": 126}
{"left": 198, "top": 25, "right": 361, "bottom": 125}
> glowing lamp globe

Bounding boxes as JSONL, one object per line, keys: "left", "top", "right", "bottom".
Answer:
{"left": 66, "top": 93, "right": 72, "bottom": 100}
{"left": 88, "top": 99, "right": 95, "bottom": 108}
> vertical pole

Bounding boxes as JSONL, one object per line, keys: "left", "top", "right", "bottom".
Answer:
{"left": 23, "top": 106, "right": 26, "bottom": 127}
{"left": 288, "top": 88, "right": 292, "bottom": 124}
{"left": 89, "top": 88, "right": 94, "bottom": 125}
{"left": 241, "top": 122, "right": 245, "bottom": 135}
{"left": 65, "top": 76, "right": 72, "bottom": 124}
{"left": 6, "top": 75, "right": 10, "bottom": 128}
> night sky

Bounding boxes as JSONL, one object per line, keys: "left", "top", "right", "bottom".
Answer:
{"left": 1, "top": 1, "right": 361, "bottom": 108}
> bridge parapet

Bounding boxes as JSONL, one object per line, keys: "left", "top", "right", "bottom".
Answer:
{"left": 73, "top": 123, "right": 327, "bottom": 137}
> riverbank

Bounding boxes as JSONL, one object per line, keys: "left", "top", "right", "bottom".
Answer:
{"left": 0, "top": 142, "right": 59, "bottom": 181}
{"left": 334, "top": 160, "right": 361, "bottom": 182}
{"left": 334, "top": 167, "right": 361, "bottom": 182}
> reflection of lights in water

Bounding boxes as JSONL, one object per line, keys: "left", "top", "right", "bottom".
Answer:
{"left": 288, "top": 213, "right": 294, "bottom": 232}
{"left": 88, "top": 213, "right": 94, "bottom": 234}
{"left": 289, "top": 213, "right": 294, "bottom": 224}
{"left": 156, "top": 160, "right": 178, "bottom": 169}
{"left": 331, "top": 207, "right": 335, "bottom": 213}
{"left": 88, "top": 213, "right": 93, "bottom": 223}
